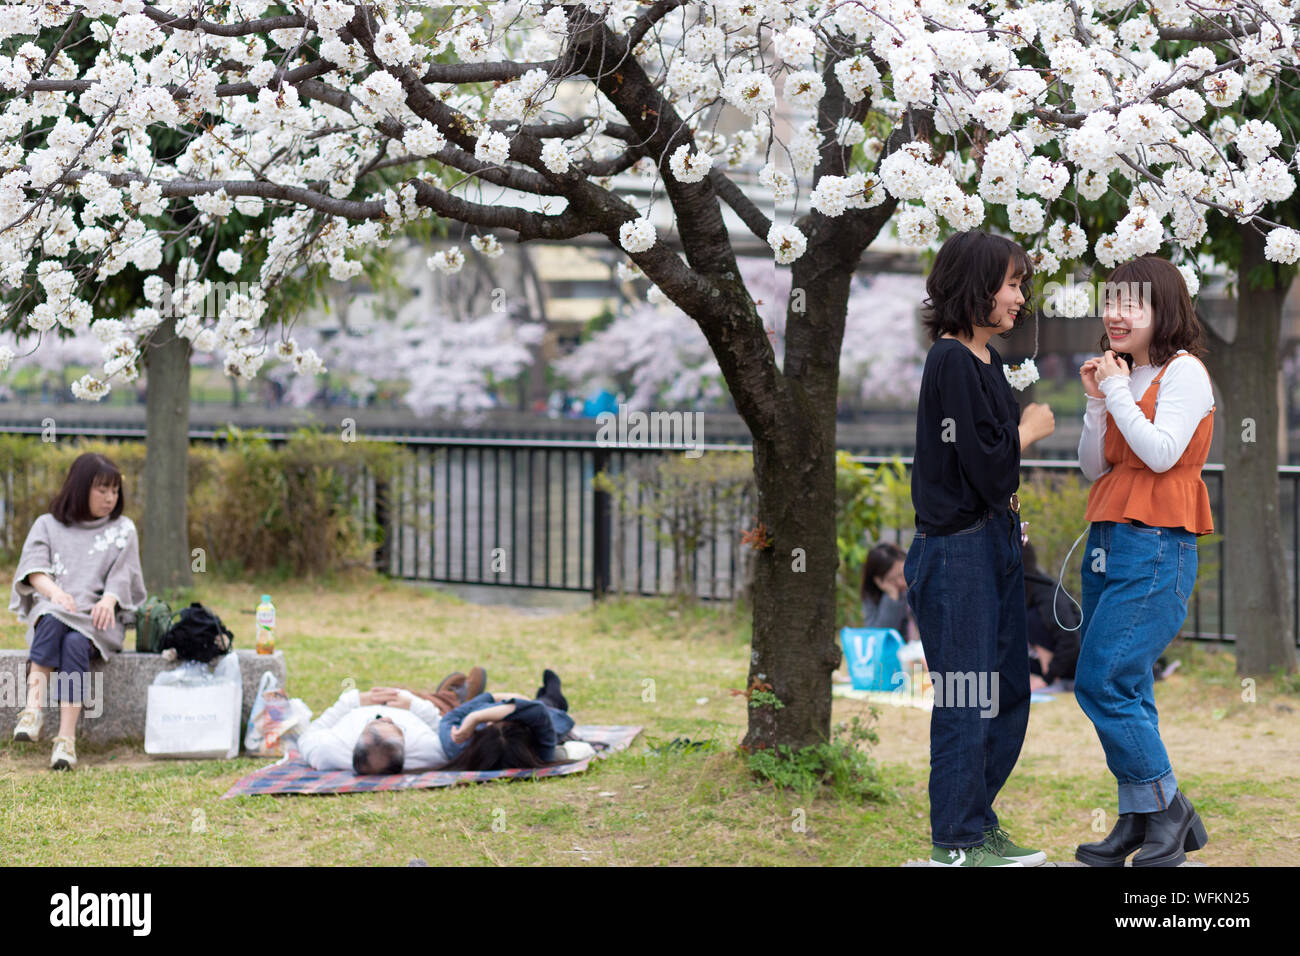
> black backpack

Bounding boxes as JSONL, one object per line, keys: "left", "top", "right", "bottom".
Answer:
{"left": 159, "top": 602, "right": 235, "bottom": 663}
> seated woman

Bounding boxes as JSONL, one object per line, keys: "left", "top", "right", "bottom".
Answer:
{"left": 8, "top": 452, "right": 148, "bottom": 771}
{"left": 441, "top": 669, "right": 583, "bottom": 771}
{"left": 860, "top": 542, "right": 919, "bottom": 641}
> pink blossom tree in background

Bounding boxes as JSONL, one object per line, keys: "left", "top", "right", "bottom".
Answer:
{"left": 265, "top": 309, "right": 543, "bottom": 414}
{"left": 555, "top": 255, "right": 926, "bottom": 407}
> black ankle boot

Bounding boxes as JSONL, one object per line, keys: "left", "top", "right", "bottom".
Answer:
{"left": 535, "top": 668, "right": 568, "bottom": 712}
{"left": 1075, "top": 812, "right": 1146, "bottom": 867}
{"left": 1131, "top": 791, "right": 1209, "bottom": 867}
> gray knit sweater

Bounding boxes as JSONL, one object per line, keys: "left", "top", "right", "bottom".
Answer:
{"left": 8, "top": 512, "right": 148, "bottom": 656}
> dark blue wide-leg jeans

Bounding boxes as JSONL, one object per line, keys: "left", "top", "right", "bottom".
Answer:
{"left": 904, "top": 507, "right": 1031, "bottom": 848}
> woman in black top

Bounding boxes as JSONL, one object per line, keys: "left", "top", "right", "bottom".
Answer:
{"left": 902, "top": 230, "right": 1055, "bottom": 867}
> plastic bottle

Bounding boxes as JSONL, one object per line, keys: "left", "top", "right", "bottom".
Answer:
{"left": 256, "top": 594, "right": 276, "bottom": 655}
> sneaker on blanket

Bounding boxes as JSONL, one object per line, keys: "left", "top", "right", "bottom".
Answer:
{"left": 13, "top": 707, "right": 42, "bottom": 742}
{"left": 557, "top": 740, "right": 595, "bottom": 762}
{"left": 50, "top": 736, "right": 76, "bottom": 771}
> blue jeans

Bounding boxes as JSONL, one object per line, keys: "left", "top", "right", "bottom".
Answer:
{"left": 1077, "top": 520, "right": 1197, "bottom": 813}
{"left": 904, "top": 507, "right": 1031, "bottom": 848}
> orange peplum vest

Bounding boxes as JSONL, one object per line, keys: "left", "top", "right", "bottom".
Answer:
{"left": 1083, "top": 351, "right": 1215, "bottom": 535}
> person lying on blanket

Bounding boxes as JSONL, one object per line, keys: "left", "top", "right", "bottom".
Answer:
{"left": 298, "top": 668, "right": 488, "bottom": 774}
{"left": 299, "top": 667, "right": 594, "bottom": 774}
{"left": 440, "top": 668, "right": 593, "bottom": 772}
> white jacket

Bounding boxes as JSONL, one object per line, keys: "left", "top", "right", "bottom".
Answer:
{"left": 298, "top": 688, "right": 448, "bottom": 772}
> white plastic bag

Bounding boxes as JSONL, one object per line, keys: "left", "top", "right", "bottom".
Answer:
{"left": 145, "top": 652, "right": 242, "bottom": 759}
{"left": 243, "top": 671, "right": 309, "bottom": 757}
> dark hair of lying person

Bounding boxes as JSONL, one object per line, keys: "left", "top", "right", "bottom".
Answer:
{"left": 441, "top": 720, "right": 564, "bottom": 772}
{"left": 352, "top": 727, "right": 405, "bottom": 774}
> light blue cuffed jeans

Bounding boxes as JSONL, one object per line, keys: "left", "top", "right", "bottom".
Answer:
{"left": 1077, "top": 519, "right": 1199, "bottom": 814}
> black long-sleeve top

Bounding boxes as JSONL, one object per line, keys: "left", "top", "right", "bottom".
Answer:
{"left": 911, "top": 338, "right": 1021, "bottom": 535}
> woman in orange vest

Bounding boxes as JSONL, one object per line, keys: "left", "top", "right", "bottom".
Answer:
{"left": 1073, "top": 255, "right": 1213, "bottom": 867}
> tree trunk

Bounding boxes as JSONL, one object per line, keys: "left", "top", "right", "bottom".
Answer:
{"left": 1201, "top": 224, "right": 1298, "bottom": 675}
{"left": 741, "top": 262, "right": 852, "bottom": 751}
{"left": 142, "top": 313, "right": 194, "bottom": 594}
{"left": 743, "top": 427, "right": 842, "bottom": 749}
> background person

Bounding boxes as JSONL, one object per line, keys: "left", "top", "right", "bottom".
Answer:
{"left": 860, "top": 542, "right": 919, "bottom": 642}
{"left": 299, "top": 684, "right": 451, "bottom": 773}
{"left": 1021, "top": 540, "right": 1081, "bottom": 691}
{"left": 8, "top": 453, "right": 147, "bottom": 771}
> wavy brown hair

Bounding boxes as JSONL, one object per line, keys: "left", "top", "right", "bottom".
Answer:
{"left": 49, "top": 452, "right": 124, "bottom": 525}
{"left": 1099, "top": 256, "right": 1208, "bottom": 368}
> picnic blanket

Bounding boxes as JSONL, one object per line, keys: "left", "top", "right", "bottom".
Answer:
{"left": 219, "top": 725, "right": 641, "bottom": 798}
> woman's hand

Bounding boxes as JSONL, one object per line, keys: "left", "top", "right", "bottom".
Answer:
{"left": 1080, "top": 357, "right": 1104, "bottom": 399}
{"left": 450, "top": 716, "right": 475, "bottom": 744}
{"left": 1095, "top": 350, "right": 1130, "bottom": 386}
{"left": 90, "top": 595, "right": 117, "bottom": 630}
{"left": 874, "top": 566, "right": 906, "bottom": 601}
{"left": 1019, "top": 402, "right": 1055, "bottom": 445}
{"left": 50, "top": 587, "right": 77, "bottom": 614}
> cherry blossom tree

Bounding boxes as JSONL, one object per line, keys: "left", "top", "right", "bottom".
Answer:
{"left": 3, "top": 1, "right": 1299, "bottom": 749}
{"left": 264, "top": 308, "right": 544, "bottom": 414}
{"left": 554, "top": 254, "right": 927, "bottom": 407}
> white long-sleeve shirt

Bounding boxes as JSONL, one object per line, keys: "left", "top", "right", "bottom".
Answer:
{"left": 1078, "top": 350, "right": 1215, "bottom": 481}
{"left": 297, "top": 688, "right": 448, "bottom": 772}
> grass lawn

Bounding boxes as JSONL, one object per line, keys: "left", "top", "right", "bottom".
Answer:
{"left": 1, "top": 568, "right": 1296, "bottom": 866}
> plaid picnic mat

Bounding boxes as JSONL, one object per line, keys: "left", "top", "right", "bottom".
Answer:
{"left": 219, "top": 725, "right": 642, "bottom": 798}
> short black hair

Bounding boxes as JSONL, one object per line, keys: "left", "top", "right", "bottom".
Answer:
{"left": 352, "top": 725, "right": 404, "bottom": 774}
{"left": 49, "top": 452, "right": 124, "bottom": 525}
{"left": 920, "top": 230, "right": 1034, "bottom": 343}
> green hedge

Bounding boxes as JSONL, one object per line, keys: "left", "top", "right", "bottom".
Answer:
{"left": 0, "top": 426, "right": 410, "bottom": 577}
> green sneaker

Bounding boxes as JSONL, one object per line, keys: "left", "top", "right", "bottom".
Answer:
{"left": 983, "top": 826, "right": 1046, "bottom": 866}
{"left": 929, "top": 842, "right": 1023, "bottom": 867}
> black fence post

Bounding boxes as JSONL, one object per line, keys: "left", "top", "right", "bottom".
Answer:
{"left": 374, "top": 477, "right": 390, "bottom": 574}
{"left": 593, "top": 447, "right": 611, "bottom": 600}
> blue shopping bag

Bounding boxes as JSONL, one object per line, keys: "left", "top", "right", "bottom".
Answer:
{"left": 840, "top": 627, "right": 906, "bottom": 692}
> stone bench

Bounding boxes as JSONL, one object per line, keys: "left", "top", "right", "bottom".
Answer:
{"left": 0, "top": 649, "right": 286, "bottom": 745}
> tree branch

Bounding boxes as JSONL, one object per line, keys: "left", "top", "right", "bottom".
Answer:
{"left": 708, "top": 168, "right": 772, "bottom": 243}
{"left": 142, "top": 5, "right": 311, "bottom": 37}
{"left": 628, "top": 0, "right": 693, "bottom": 48}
